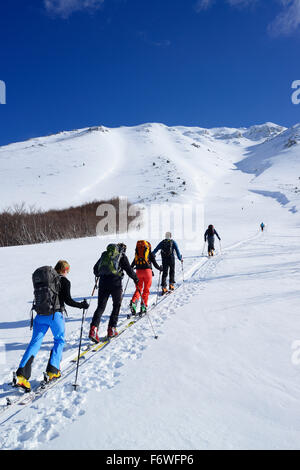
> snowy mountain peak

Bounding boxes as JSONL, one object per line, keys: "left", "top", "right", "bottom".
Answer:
{"left": 0, "top": 120, "right": 298, "bottom": 213}
{"left": 202, "top": 122, "right": 285, "bottom": 143}
{"left": 242, "top": 122, "right": 286, "bottom": 142}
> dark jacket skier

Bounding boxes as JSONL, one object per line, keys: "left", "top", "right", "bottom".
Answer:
{"left": 89, "top": 243, "right": 138, "bottom": 342}
{"left": 204, "top": 225, "right": 221, "bottom": 256}
{"left": 153, "top": 232, "right": 182, "bottom": 293}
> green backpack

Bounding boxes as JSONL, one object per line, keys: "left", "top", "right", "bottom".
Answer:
{"left": 95, "top": 244, "right": 123, "bottom": 277}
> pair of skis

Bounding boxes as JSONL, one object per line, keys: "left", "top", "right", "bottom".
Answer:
{"left": 0, "top": 310, "right": 149, "bottom": 418}
{"left": 1, "top": 372, "right": 66, "bottom": 416}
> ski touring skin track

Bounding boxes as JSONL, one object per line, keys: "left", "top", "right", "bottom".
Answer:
{"left": 0, "top": 249, "right": 226, "bottom": 420}
{"left": 0, "top": 233, "right": 260, "bottom": 421}
{"left": 0, "top": 315, "right": 147, "bottom": 419}
{"left": 0, "top": 308, "right": 157, "bottom": 419}
{"left": 0, "top": 279, "right": 185, "bottom": 419}
{"left": 0, "top": 371, "right": 72, "bottom": 418}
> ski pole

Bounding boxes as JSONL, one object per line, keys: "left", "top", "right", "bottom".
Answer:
{"left": 73, "top": 277, "right": 99, "bottom": 389}
{"left": 137, "top": 286, "right": 158, "bottom": 339}
{"left": 219, "top": 240, "right": 222, "bottom": 255}
{"left": 84, "top": 277, "right": 99, "bottom": 323}
{"left": 73, "top": 307, "right": 87, "bottom": 391}
{"left": 202, "top": 241, "right": 206, "bottom": 256}
{"left": 156, "top": 270, "right": 162, "bottom": 305}
{"left": 121, "top": 276, "right": 130, "bottom": 304}
{"left": 86, "top": 277, "right": 98, "bottom": 308}
{"left": 181, "top": 259, "right": 185, "bottom": 283}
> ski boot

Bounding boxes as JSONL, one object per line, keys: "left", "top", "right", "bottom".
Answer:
{"left": 130, "top": 300, "right": 138, "bottom": 316}
{"left": 89, "top": 325, "right": 100, "bottom": 344}
{"left": 46, "top": 371, "right": 61, "bottom": 382}
{"left": 107, "top": 327, "right": 118, "bottom": 338}
{"left": 139, "top": 304, "right": 147, "bottom": 317}
{"left": 15, "top": 374, "right": 31, "bottom": 392}
{"left": 162, "top": 287, "right": 168, "bottom": 295}
{"left": 169, "top": 284, "right": 175, "bottom": 291}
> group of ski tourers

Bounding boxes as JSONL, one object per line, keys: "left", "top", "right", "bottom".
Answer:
{"left": 14, "top": 227, "right": 223, "bottom": 392}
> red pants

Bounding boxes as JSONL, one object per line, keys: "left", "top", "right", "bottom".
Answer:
{"left": 132, "top": 269, "right": 153, "bottom": 307}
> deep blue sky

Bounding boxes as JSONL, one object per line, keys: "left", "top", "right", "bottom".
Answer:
{"left": 0, "top": 0, "right": 300, "bottom": 146}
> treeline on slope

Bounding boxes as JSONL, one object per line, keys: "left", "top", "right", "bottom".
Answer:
{"left": 0, "top": 198, "right": 138, "bottom": 247}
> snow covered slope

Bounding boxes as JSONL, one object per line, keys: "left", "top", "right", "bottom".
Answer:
{"left": 236, "top": 124, "right": 300, "bottom": 215}
{"left": 0, "top": 121, "right": 293, "bottom": 212}
{"left": 0, "top": 121, "right": 300, "bottom": 450}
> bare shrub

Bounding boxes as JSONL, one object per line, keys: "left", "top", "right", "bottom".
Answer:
{"left": 0, "top": 198, "right": 137, "bottom": 247}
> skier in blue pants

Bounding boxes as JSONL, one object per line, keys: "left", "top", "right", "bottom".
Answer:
{"left": 17, "top": 313, "right": 65, "bottom": 380}
{"left": 16, "top": 260, "right": 88, "bottom": 391}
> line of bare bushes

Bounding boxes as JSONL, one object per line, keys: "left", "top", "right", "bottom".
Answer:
{"left": 0, "top": 198, "right": 138, "bottom": 247}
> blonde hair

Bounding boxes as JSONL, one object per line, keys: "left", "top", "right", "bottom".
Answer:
{"left": 54, "top": 260, "right": 70, "bottom": 274}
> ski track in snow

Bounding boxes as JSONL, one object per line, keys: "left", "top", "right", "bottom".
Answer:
{"left": 0, "top": 232, "right": 260, "bottom": 450}
{"left": 0, "top": 252, "right": 225, "bottom": 449}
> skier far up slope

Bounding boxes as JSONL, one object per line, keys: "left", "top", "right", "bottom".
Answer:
{"left": 204, "top": 225, "right": 221, "bottom": 257}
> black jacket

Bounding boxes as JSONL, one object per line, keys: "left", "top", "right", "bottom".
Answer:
{"left": 58, "top": 276, "right": 83, "bottom": 310}
{"left": 204, "top": 228, "right": 221, "bottom": 242}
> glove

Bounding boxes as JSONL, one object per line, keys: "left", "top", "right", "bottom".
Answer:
{"left": 134, "top": 277, "right": 139, "bottom": 285}
{"left": 80, "top": 300, "right": 89, "bottom": 310}
{"left": 159, "top": 265, "right": 163, "bottom": 272}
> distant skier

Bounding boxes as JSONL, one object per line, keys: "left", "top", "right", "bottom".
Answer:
{"left": 204, "top": 225, "right": 221, "bottom": 257}
{"left": 130, "top": 240, "right": 162, "bottom": 315}
{"left": 15, "top": 261, "right": 88, "bottom": 391}
{"left": 260, "top": 222, "right": 265, "bottom": 232}
{"left": 89, "top": 243, "right": 138, "bottom": 342}
{"left": 153, "top": 232, "right": 183, "bottom": 294}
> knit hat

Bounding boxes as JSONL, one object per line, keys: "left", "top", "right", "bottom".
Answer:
{"left": 165, "top": 232, "right": 172, "bottom": 239}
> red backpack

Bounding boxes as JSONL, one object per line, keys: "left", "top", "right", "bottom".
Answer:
{"left": 135, "top": 240, "right": 151, "bottom": 269}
